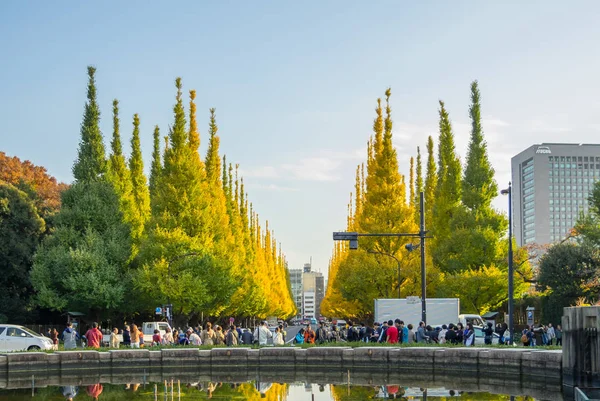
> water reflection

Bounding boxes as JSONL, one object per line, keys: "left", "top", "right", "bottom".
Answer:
{"left": 0, "top": 382, "right": 543, "bottom": 401}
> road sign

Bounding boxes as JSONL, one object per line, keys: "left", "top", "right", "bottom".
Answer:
{"left": 332, "top": 232, "right": 358, "bottom": 241}
{"left": 155, "top": 307, "right": 162, "bottom": 315}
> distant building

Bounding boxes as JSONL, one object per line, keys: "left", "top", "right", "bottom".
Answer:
{"left": 511, "top": 143, "right": 600, "bottom": 246}
{"left": 303, "top": 291, "right": 316, "bottom": 319}
{"left": 288, "top": 269, "right": 303, "bottom": 318}
{"left": 302, "top": 263, "right": 324, "bottom": 320}
{"left": 288, "top": 262, "right": 325, "bottom": 320}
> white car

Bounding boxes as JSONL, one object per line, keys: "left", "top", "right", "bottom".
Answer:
{"left": 473, "top": 326, "right": 500, "bottom": 345}
{"left": 0, "top": 324, "right": 54, "bottom": 352}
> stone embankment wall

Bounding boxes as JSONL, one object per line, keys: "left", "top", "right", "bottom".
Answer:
{"left": 563, "top": 306, "right": 600, "bottom": 394}
{"left": 0, "top": 347, "right": 562, "bottom": 400}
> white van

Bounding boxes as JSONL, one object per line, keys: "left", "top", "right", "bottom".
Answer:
{"left": 102, "top": 321, "right": 172, "bottom": 346}
{"left": 0, "top": 325, "right": 54, "bottom": 352}
{"left": 458, "top": 314, "right": 485, "bottom": 327}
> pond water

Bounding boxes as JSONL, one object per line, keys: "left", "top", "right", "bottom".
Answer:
{"left": 0, "top": 382, "right": 546, "bottom": 400}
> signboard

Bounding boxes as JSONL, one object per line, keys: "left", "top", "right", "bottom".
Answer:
{"left": 155, "top": 307, "right": 162, "bottom": 315}
{"left": 535, "top": 146, "right": 551, "bottom": 154}
{"left": 406, "top": 296, "right": 420, "bottom": 304}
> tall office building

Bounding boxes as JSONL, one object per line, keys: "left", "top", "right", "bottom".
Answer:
{"left": 288, "top": 269, "right": 303, "bottom": 318}
{"left": 511, "top": 143, "right": 600, "bottom": 246}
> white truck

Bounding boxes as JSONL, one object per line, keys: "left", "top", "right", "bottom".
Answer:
{"left": 374, "top": 297, "right": 484, "bottom": 328}
{"left": 101, "top": 321, "right": 172, "bottom": 346}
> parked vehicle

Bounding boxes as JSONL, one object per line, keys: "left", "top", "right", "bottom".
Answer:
{"left": 374, "top": 298, "right": 484, "bottom": 328}
{"left": 102, "top": 321, "right": 171, "bottom": 346}
{"left": 0, "top": 324, "right": 54, "bottom": 352}
{"left": 334, "top": 319, "right": 347, "bottom": 329}
{"left": 473, "top": 326, "right": 500, "bottom": 345}
{"left": 458, "top": 314, "right": 485, "bottom": 327}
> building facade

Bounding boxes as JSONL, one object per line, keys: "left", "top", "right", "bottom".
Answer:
{"left": 288, "top": 269, "right": 303, "bottom": 318}
{"left": 285, "top": 262, "right": 325, "bottom": 320}
{"left": 511, "top": 143, "right": 600, "bottom": 246}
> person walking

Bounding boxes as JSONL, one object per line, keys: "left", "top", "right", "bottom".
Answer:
{"left": 378, "top": 321, "right": 389, "bottom": 343}
{"left": 50, "top": 328, "right": 59, "bottom": 350}
{"left": 152, "top": 330, "right": 162, "bottom": 347}
{"left": 225, "top": 326, "right": 238, "bottom": 346}
{"left": 386, "top": 320, "right": 399, "bottom": 344}
{"left": 294, "top": 328, "right": 305, "bottom": 344}
{"left": 416, "top": 322, "right": 428, "bottom": 343}
{"left": 62, "top": 322, "right": 79, "bottom": 350}
{"left": 547, "top": 323, "right": 556, "bottom": 346}
{"left": 304, "top": 324, "right": 316, "bottom": 344}
{"left": 315, "top": 322, "right": 327, "bottom": 344}
{"left": 399, "top": 321, "right": 409, "bottom": 344}
{"left": 273, "top": 326, "right": 285, "bottom": 346}
{"left": 439, "top": 325, "right": 448, "bottom": 345}
{"left": 201, "top": 322, "right": 216, "bottom": 346}
{"left": 84, "top": 323, "right": 103, "bottom": 349}
{"left": 241, "top": 328, "right": 254, "bottom": 345}
{"left": 555, "top": 325, "right": 563, "bottom": 346}
{"left": 122, "top": 325, "right": 131, "bottom": 347}
{"left": 214, "top": 325, "right": 225, "bottom": 345}
{"left": 464, "top": 323, "right": 476, "bottom": 347}
{"left": 130, "top": 324, "right": 141, "bottom": 348}
{"left": 483, "top": 322, "right": 494, "bottom": 345}
{"left": 110, "top": 328, "right": 120, "bottom": 348}
{"left": 253, "top": 321, "right": 273, "bottom": 346}
{"left": 188, "top": 328, "right": 202, "bottom": 346}
{"left": 407, "top": 324, "right": 416, "bottom": 343}
{"left": 456, "top": 323, "right": 464, "bottom": 344}
{"left": 162, "top": 327, "right": 174, "bottom": 345}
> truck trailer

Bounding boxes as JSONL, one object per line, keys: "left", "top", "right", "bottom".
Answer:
{"left": 374, "top": 297, "right": 484, "bottom": 328}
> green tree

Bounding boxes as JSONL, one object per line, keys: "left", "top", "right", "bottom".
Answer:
{"left": 424, "top": 136, "right": 437, "bottom": 223}
{"left": 30, "top": 181, "right": 132, "bottom": 320}
{"left": 149, "top": 125, "right": 161, "bottom": 202}
{"left": 129, "top": 113, "right": 151, "bottom": 240}
{"left": 106, "top": 100, "right": 136, "bottom": 234}
{"left": 432, "top": 101, "right": 463, "bottom": 269}
{"left": 150, "top": 78, "right": 209, "bottom": 242}
{"left": 409, "top": 156, "right": 415, "bottom": 209}
{"left": 434, "top": 84, "right": 507, "bottom": 273}
{"left": 0, "top": 182, "right": 45, "bottom": 323}
{"left": 462, "top": 81, "right": 498, "bottom": 212}
{"left": 330, "top": 89, "right": 423, "bottom": 319}
{"left": 73, "top": 66, "right": 106, "bottom": 183}
{"left": 537, "top": 242, "right": 600, "bottom": 322}
{"left": 415, "top": 146, "right": 423, "bottom": 206}
{"left": 439, "top": 265, "right": 529, "bottom": 314}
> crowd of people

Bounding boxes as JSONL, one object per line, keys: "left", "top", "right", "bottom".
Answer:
{"left": 46, "top": 321, "right": 286, "bottom": 349}
{"left": 521, "top": 323, "right": 562, "bottom": 346}
{"left": 297, "top": 319, "right": 561, "bottom": 347}
{"left": 298, "top": 320, "right": 487, "bottom": 346}
{"left": 43, "top": 319, "right": 562, "bottom": 349}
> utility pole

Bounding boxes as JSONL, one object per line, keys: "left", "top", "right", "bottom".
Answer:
{"left": 419, "top": 192, "right": 427, "bottom": 324}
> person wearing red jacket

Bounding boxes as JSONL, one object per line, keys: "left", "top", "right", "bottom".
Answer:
{"left": 385, "top": 320, "right": 399, "bottom": 344}
{"left": 85, "top": 323, "right": 103, "bottom": 349}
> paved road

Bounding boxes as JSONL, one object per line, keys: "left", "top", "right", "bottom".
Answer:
{"left": 284, "top": 325, "right": 302, "bottom": 344}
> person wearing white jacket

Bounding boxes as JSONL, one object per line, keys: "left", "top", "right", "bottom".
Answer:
{"left": 273, "top": 326, "right": 285, "bottom": 346}
{"left": 253, "top": 321, "right": 273, "bottom": 346}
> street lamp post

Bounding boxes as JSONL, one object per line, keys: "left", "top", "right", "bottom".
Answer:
{"left": 501, "top": 183, "right": 514, "bottom": 345}
{"left": 332, "top": 191, "right": 429, "bottom": 324}
{"left": 368, "top": 250, "right": 402, "bottom": 298}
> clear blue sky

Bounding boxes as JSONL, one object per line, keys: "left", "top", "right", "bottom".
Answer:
{"left": 2, "top": 1, "right": 600, "bottom": 277}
